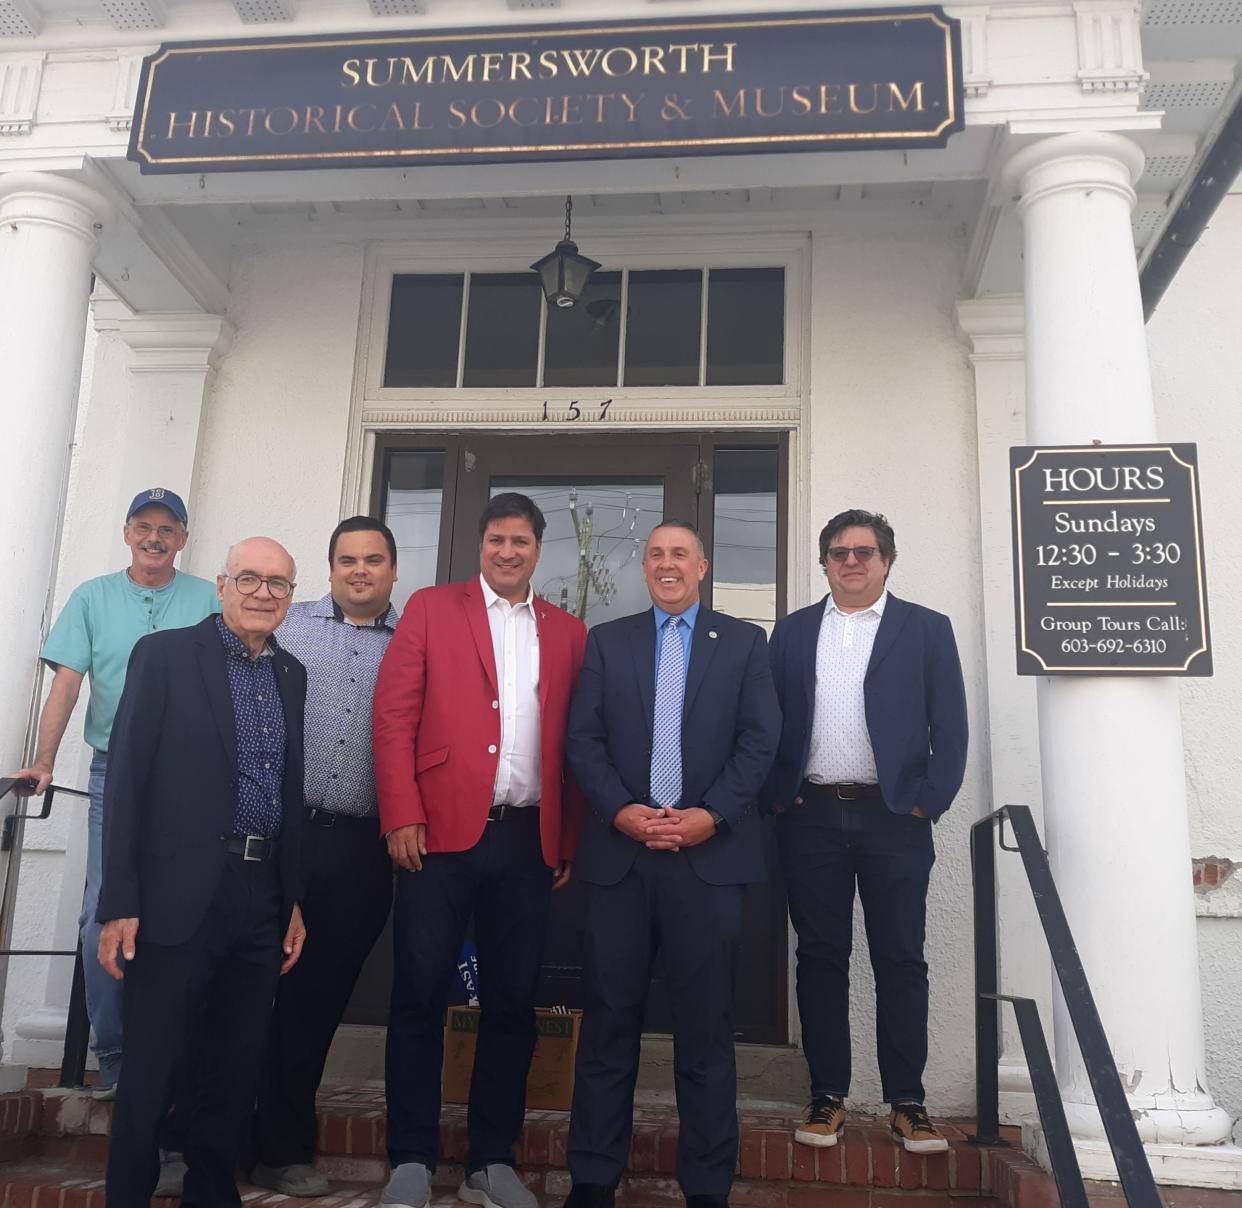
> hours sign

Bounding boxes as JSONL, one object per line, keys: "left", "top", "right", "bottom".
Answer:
{"left": 1010, "top": 444, "right": 1212, "bottom": 676}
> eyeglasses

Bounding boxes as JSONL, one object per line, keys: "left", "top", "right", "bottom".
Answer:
{"left": 825, "top": 546, "right": 879, "bottom": 564}
{"left": 224, "top": 573, "right": 295, "bottom": 599}
{"left": 128, "top": 522, "right": 181, "bottom": 540}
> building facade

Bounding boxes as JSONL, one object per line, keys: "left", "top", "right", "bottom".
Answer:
{"left": 0, "top": 0, "right": 1239, "bottom": 1187}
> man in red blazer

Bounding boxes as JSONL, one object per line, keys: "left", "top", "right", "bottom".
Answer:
{"left": 373, "top": 492, "right": 587, "bottom": 1208}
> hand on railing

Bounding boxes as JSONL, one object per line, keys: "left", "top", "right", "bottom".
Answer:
{"left": 9, "top": 767, "right": 51, "bottom": 796}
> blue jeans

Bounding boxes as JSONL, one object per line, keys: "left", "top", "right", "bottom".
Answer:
{"left": 78, "top": 750, "right": 123, "bottom": 1085}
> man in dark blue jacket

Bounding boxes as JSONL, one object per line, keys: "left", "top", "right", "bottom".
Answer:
{"left": 98, "top": 536, "right": 308, "bottom": 1207}
{"left": 764, "top": 510, "right": 967, "bottom": 1156}
{"left": 564, "top": 520, "right": 780, "bottom": 1208}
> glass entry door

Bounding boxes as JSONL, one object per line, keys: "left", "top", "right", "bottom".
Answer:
{"left": 353, "top": 432, "right": 787, "bottom": 1044}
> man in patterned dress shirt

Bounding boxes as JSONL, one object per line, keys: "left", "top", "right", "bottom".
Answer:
{"left": 763, "top": 510, "right": 968, "bottom": 1157}
{"left": 251, "top": 516, "right": 400, "bottom": 1197}
{"left": 97, "top": 535, "right": 308, "bottom": 1206}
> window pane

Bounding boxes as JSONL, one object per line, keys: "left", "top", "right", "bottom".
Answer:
{"left": 623, "top": 269, "right": 702, "bottom": 387}
{"left": 711, "top": 447, "right": 779, "bottom": 633}
{"left": 383, "top": 450, "right": 445, "bottom": 611}
{"left": 706, "top": 268, "right": 785, "bottom": 386}
{"left": 463, "top": 273, "right": 542, "bottom": 388}
{"left": 490, "top": 479, "right": 663, "bottom": 627}
{"left": 543, "top": 271, "right": 623, "bottom": 388}
{"left": 384, "top": 274, "right": 463, "bottom": 388}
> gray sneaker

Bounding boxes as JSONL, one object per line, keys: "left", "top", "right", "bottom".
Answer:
{"left": 153, "top": 1151, "right": 187, "bottom": 1198}
{"left": 458, "top": 1164, "right": 537, "bottom": 1208}
{"left": 252, "top": 1162, "right": 331, "bottom": 1197}
{"left": 382, "top": 1162, "right": 432, "bottom": 1208}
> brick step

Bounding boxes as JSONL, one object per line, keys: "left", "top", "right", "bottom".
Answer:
{"left": 0, "top": 1156, "right": 1006, "bottom": 1208}
{"left": 36, "top": 1089, "right": 1001, "bottom": 1197}
{"left": 24, "top": 1087, "right": 1242, "bottom": 1208}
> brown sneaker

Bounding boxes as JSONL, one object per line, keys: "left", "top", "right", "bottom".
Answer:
{"left": 794, "top": 1094, "right": 847, "bottom": 1148}
{"left": 889, "top": 1103, "right": 949, "bottom": 1153}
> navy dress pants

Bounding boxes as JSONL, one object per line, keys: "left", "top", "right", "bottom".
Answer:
{"left": 107, "top": 854, "right": 284, "bottom": 1208}
{"left": 568, "top": 847, "right": 743, "bottom": 1199}
{"left": 385, "top": 808, "right": 552, "bottom": 1173}
{"left": 255, "top": 810, "right": 394, "bottom": 1167}
{"left": 777, "top": 795, "right": 935, "bottom": 1104}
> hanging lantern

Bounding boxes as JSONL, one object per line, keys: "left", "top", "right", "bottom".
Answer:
{"left": 531, "top": 195, "right": 601, "bottom": 309}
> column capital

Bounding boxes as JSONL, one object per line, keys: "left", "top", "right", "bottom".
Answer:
{"left": 0, "top": 171, "right": 111, "bottom": 245}
{"left": 92, "top": 302, "right": 234, "bottom": 373}
{"left": 1001, "top": 132, "right": 1145, "bottom": 213}
{"left": 957, "top": 295, "right": 1025, "bottom": 362}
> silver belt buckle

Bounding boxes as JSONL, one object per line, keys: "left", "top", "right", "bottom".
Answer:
{"left": 243, "top": 835, "right": 264, "bottom": 862}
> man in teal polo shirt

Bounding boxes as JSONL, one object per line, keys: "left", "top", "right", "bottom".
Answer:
{"left": 12, "top": 488, "right": 218, "bottom": 1104}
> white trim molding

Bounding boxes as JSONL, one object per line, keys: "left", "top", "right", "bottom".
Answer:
{"left": 1074, "top": 0, "right": 1148, "bottom": 94}
{"left": 0, "top": 52, "right": 43, "bottom": 136}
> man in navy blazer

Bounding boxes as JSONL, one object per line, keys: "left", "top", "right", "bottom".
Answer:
{"left": 764, "top": 510, "right": 967, "bottom": 1157}
{"left": 564, "top": 520, "right": 780, "bottom": 1208}
{"left": 98, "top": 537, "right": 308, "bottom": 1207}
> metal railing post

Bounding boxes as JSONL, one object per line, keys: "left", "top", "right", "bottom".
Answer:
{"left": 58, "top": 945, "right": 90, "bottom": 1088}
{"left": 971, "top": 814, "right": 1003, "bottom": 1146}
{"left": 1005, "top": 805, "right": 1164, "bottom": 1208}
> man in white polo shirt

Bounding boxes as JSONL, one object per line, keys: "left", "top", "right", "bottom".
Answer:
{"left": 12, "top": 487, "right": 218, "bottom": 1113}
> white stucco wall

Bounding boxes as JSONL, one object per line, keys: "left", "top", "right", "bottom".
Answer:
{"left": 805, "top": 208, "right": 985, "bottom": 1113}
{"left": 1147, "top": 186, "right": 1242, "bottom": 1132}
{"left": 184, "top": 236, "right": 368, "bottom": 593}
{"left": 4, "top": 203, "right": 993, "bottom": 1107}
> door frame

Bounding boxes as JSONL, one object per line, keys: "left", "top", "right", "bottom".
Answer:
{"left": 363, "top": 428, "right": 790, "bottom": 1043}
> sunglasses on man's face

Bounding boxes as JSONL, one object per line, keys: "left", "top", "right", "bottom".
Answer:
{"left": 825, "top": 546, "right": 879, "bottom": 563}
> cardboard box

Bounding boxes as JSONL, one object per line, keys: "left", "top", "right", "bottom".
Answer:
{"left": 443, "top": 1005, "right": 582, "bottom": 1112}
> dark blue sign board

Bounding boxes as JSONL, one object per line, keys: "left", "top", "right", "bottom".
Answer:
{"left": 1011, "top": 444, "right": 1212, "bottom": 676}
{"left": 128, "top": 8, "right": 964, "bottom": 173}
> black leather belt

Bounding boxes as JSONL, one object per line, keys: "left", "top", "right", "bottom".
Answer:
{"left": 225, "top": 834, "right": 275, "bottom": 861}
{"left": 306, "top": 806, "right": 376, "bottom": 828}
{"left": 802, "top": 781, "right": 884, "bottom": 802}
{"left": 486, "top": 804, "right": 539, "bottom": 822}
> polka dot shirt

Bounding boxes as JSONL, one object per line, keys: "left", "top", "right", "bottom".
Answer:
{"left": 216, "top": 615, "right": 287, "bottom": 838}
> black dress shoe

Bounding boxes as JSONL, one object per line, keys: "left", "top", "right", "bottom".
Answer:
{"left": 564, "top": 1184, "right": 615, "bottom": 1208}
{"left": 685, "top": 1197, "right": 730, "bottom": 1208}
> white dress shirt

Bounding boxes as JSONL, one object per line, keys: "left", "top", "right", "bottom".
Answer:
{"left": 805, "top": 591, "right": 888, "bottom": 784}
{"left": 480, "top": 574, "right": 542, "bottom": 808}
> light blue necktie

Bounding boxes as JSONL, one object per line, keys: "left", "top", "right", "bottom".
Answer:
{"left": 650, "top": 616, "right": 685, "bottom": 808}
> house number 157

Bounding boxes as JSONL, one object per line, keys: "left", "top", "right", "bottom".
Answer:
{"left": 541, "top": 399, "right": 613, "bottom": 421}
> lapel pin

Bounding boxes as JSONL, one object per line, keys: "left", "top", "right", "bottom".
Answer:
{"left": 708, "top": 630, "right": 718, "bottom": 639}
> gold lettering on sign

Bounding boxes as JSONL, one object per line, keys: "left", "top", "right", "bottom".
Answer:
{"left": 339, "top": 41, "right": 740, "bottom": 90}
{"left": 167, "top": 110, "right": 200, "bottom": 139}
{"left": 754, "top": 86, "right": 783, "bottom": 118}
{"left": 888, "top": 81, "right": 925, "bottom": 111}
{"left": 601, "top": 46, "right": 639, "bottom": 77}
{"left": 848, "top": 83, "right": 878, "bottom": 114}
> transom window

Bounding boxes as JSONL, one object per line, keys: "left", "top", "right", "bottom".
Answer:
{"left": 383, "top": 266, "right": 785, "bottom": 390}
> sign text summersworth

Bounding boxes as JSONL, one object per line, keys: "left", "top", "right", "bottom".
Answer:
{"left": 128, "top": 9, "right": 964, "bottom": 173}
{"left": 1010, "top": 445, "right": 1212, "bottom": 676}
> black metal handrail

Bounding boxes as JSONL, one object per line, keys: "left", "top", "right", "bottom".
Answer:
{"left": 0, "top": 776, "right": 93, "bottom": 1087}
{"left": 972, "top": 804, "right": 1162, "bottom": 1207}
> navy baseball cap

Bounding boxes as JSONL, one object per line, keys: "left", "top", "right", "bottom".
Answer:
{"left": 126, "top": 488, "right": 188, "bottom": 527}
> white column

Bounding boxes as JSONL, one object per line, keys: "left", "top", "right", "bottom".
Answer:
{"left": 0, "top": 173, "right": 108, "bottom": 783}
{"left": 8, "top": 296, "right": 232, "bottom": 1070}
{"left": 957, "top": 297, "right": 1050, "bottom": 1127}
{"left": 1002, "top": 132, "right": 1233, "bottom": 1164}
